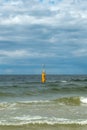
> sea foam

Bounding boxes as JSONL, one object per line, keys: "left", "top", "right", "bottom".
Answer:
{"left": 80, "top": 97, "right": 87, "bottom": 104}
{"left": 0, "top": 117, "right": 87, "bottom": 126}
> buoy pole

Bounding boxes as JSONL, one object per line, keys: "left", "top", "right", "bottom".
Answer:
{"left": 41, "top": 64, "right": 46, "bottom": 83}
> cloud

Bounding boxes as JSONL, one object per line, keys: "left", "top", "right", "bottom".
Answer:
{"left": 0, "top": 49, "right": 56, "bottom": 59}
{"left": 72, "top": 49, "right": 87, "bottom": 57}
{"left": 0, "top": 0, "right": 87, "bottom": 27}
{"left": 0, "top": 50, "right": 29, "bottom": 58}
{"left": 0, "top": 0, "right": 87, "bottom": 74}
{"left": 0, "top": 10, "right": 86, "bottom": 27}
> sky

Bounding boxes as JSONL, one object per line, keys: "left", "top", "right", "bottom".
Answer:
{"left": 0, "top": 0, "right": 87, "bottom": 74}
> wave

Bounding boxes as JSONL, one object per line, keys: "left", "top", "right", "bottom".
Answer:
{"left": 0, "top": 102, "right": 16, "bottom": 110}
{"left": 0, "top": 92, "right": 15, "bottom": 97}
{"left": 53, "top": 96, "right": 87, "bottom": 105}
{"left": 71, "top": 78, "right": 87, "bottom": 82}
{"left": 0, "top": 96, "right": 87, "bottom": 110}
{"left": 0, "top": 81, "right": 87, "bottom": 98}
{"left": 0, "top": 100, "right": 50, "bottom": 110}
{"left": 80, "top": 97, "right": 87, "bottom": 104}
{"left": 0, "top": 116, "right": 87, "bottom": 126}
{"left": 53, "top": 97, "right": 81, "bottom": 105}
{"left": 18, "top": 97, "right": 87, "bottom": 106}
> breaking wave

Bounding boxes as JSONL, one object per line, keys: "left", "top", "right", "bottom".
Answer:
{"left": 0, "top": 96, "right": 87, "bottom": 110}
{"left": 0, "top": 116, "right": 87, "bottom": 126}
{"left": 80, "top": 97, "right": 87, "bottom": 104}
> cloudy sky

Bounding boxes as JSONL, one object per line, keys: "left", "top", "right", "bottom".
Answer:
{"left": 0, "top": 0, "right": 87, "bottom": 74}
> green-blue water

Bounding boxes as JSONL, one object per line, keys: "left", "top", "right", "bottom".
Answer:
{"left": 0, "top": 75, "right": 87, "bottom": 130}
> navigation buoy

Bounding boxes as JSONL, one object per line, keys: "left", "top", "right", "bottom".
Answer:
{"left": 41, "top": 64, "right": 46, "bottom": 83}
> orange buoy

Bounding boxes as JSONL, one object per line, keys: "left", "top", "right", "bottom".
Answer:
{"left": 41, "top": 64, "right": 46, "bottom": 83}
{"left": 41, "top": 71, "right": 46, "bottom": 83}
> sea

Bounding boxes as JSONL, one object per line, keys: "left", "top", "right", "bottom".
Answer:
{"left": 0, "top": 75, "right": 87, "bottom": 130}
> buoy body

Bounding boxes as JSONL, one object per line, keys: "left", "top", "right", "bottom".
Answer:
{"left": 41, "top": 71, "right": 46, "bottom": 83}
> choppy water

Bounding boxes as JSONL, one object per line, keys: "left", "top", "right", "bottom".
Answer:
{"left": 0, "top": 75, "right": 87, "bottom": 130}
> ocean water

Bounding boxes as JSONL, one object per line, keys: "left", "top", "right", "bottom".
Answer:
{"left": 0, "top": 75, "right": 87, "bottom": 130}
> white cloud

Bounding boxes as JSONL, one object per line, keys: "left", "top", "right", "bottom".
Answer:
{"left": 0, "top": 50, "right": 28, "bottom": 58}
{"left": 0, "top": 0, "right": 87, "bottom": 27}
{"left": 72, "top": 49, "right": 87, "bottom": 57}
{"left": 0, "top": 49, "right": 56, "bottom": 59}
{"left": 0, "top": 11, "right": 86, "bottom": 27}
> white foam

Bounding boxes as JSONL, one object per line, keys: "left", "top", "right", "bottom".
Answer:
{"left": 80, "top": 97, "right": 87, "bottom": 104}
{"left": 0, "top": 117, "right": 87, "bottom": 126}
{"left": 61, "top": 80, "right": 67, "bottom": 83}
{"left": 14, "top": 115, "right": 43, "bottom": 121}
{"left": 5, "top": 116, "right": 87, "bottom": 126}
{"left": 17, "top": 100, "right": 50, "bottom": 104}
{"left": 0, "top": 102, "right": 17, "bottom": 110}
